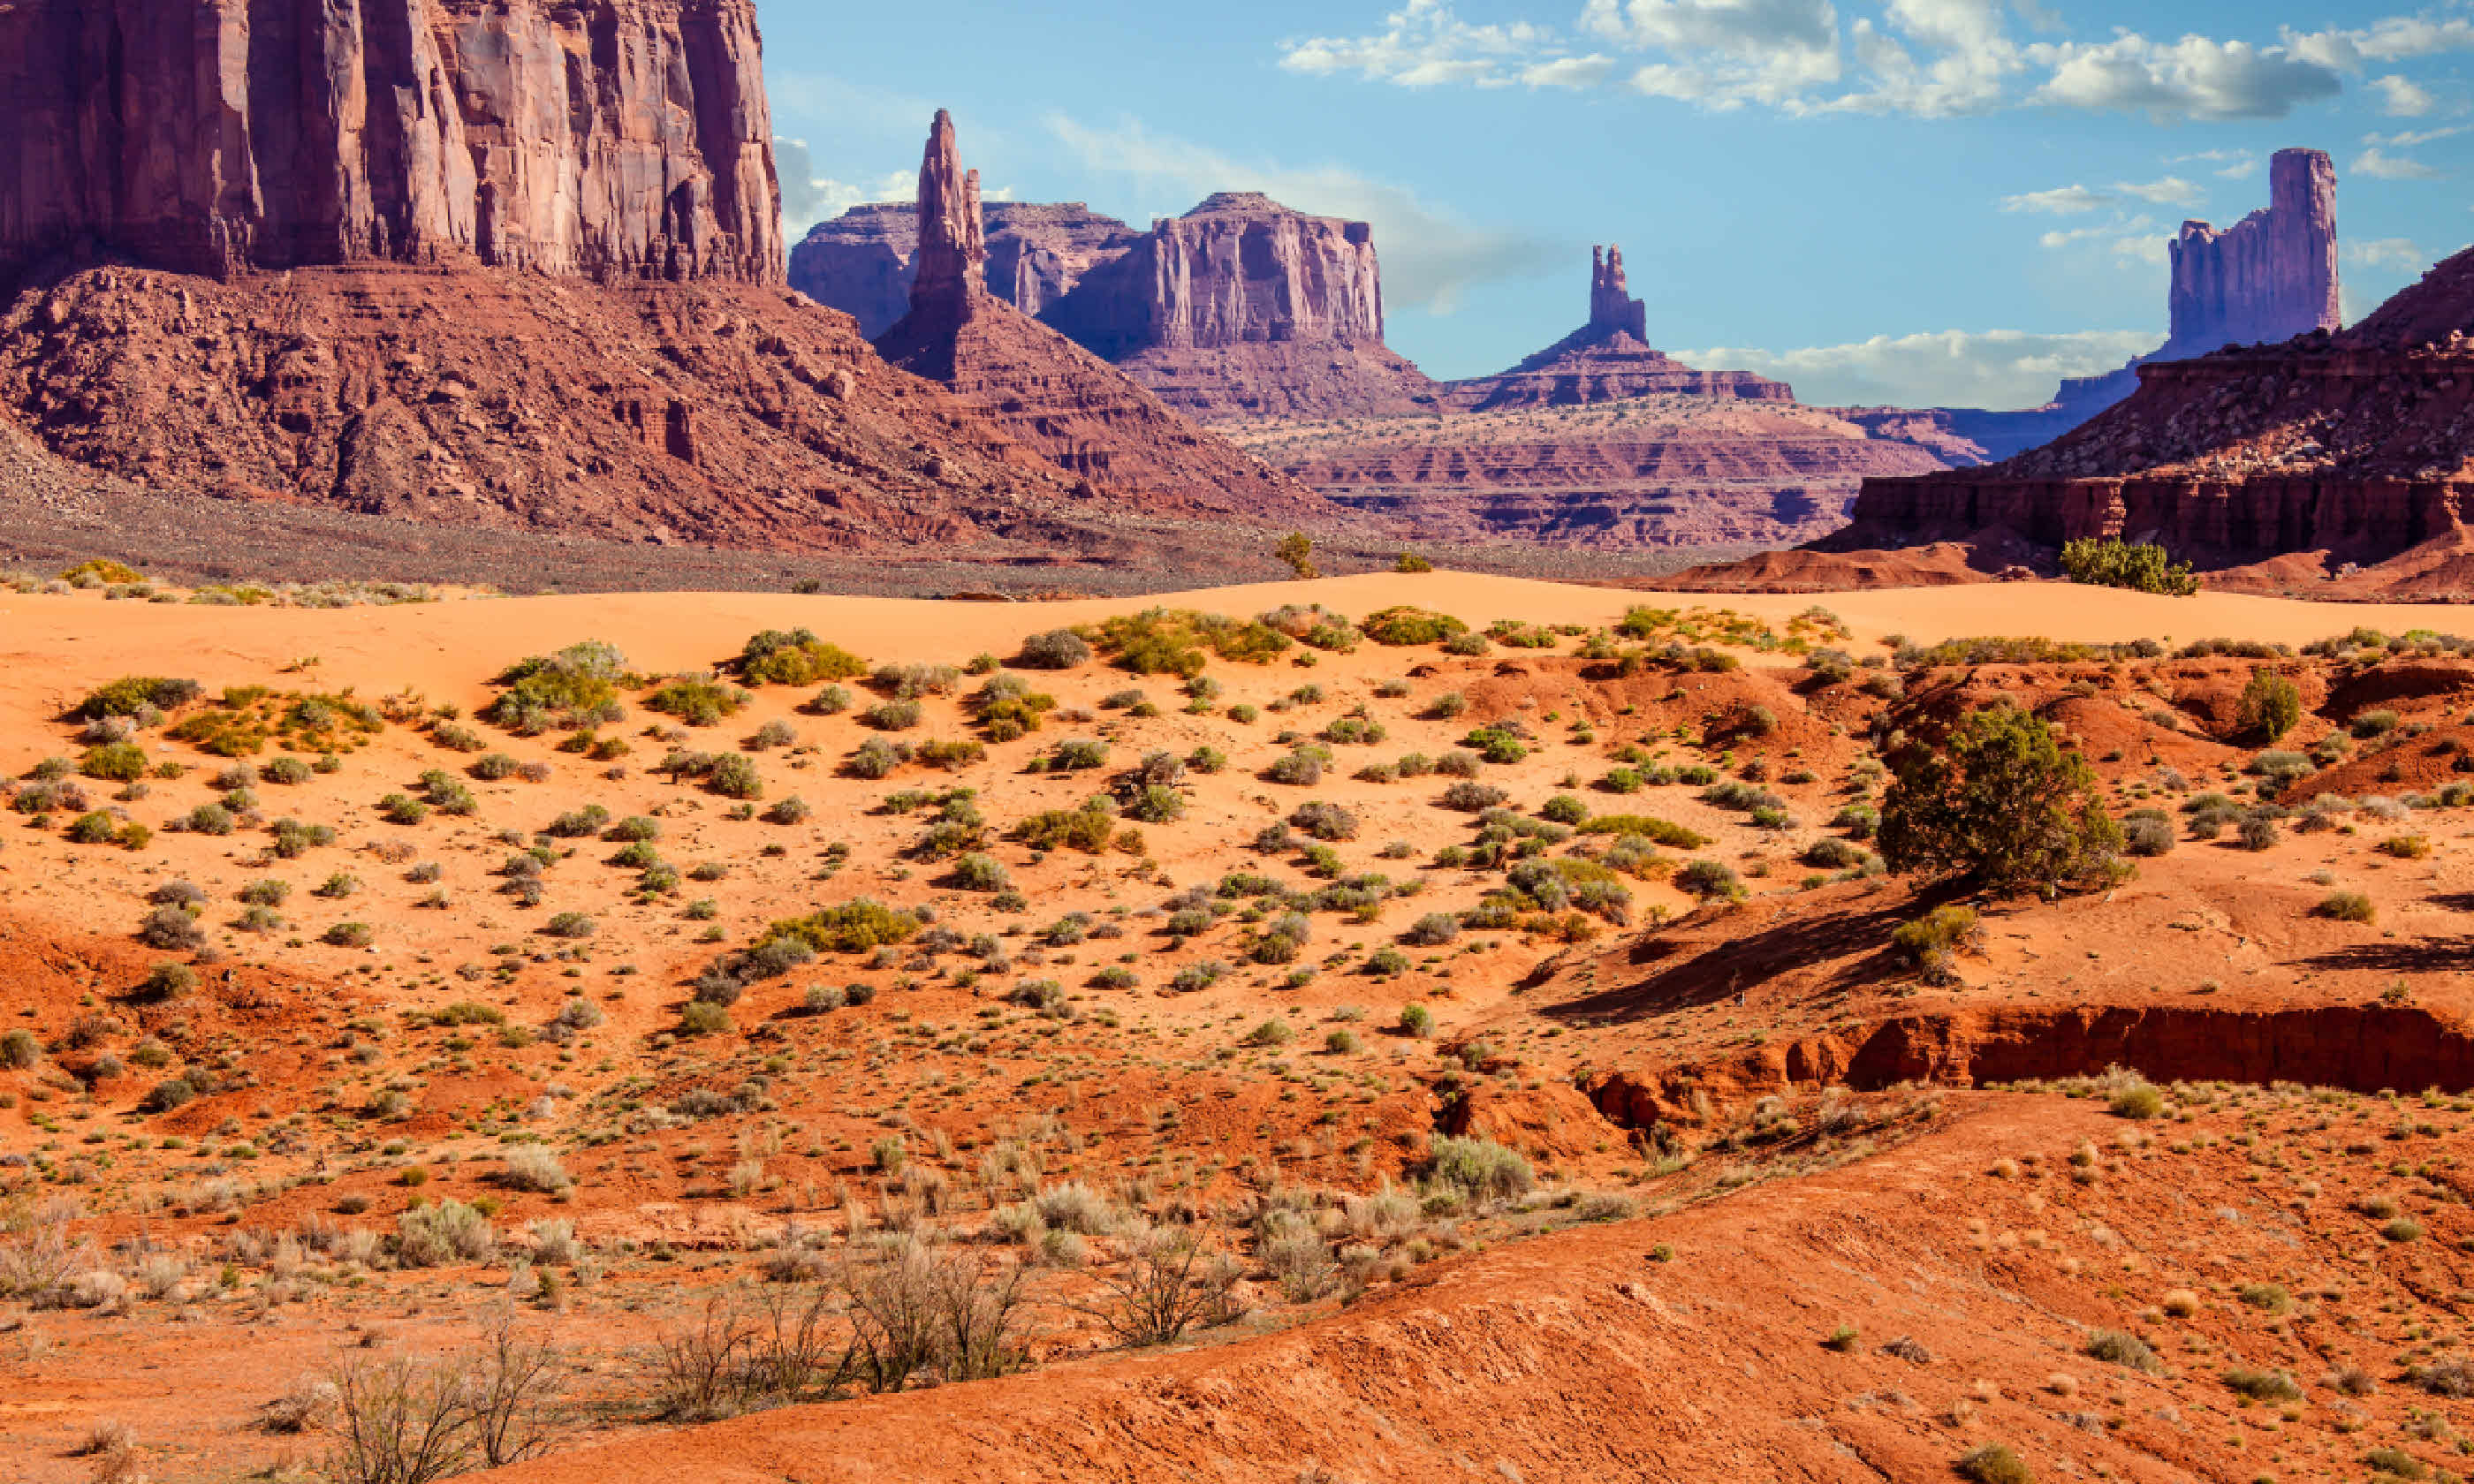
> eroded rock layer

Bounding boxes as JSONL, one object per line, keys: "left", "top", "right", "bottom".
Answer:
{"left": 0, "top": 0, "right": 782, "bottom": 286}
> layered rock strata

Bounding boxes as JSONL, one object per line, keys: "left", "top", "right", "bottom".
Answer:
{"left": 0, "top": 0, "right": 782, "bottom": 287}
{"left": 795, "top": 188, "right": 1440, "bottom": 420}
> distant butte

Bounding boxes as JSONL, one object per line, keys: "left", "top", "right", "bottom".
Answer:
{"left": 1440, "top": 246, "right": 1796, "bottom": 412}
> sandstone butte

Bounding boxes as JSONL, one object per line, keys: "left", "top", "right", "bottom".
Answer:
{"left": 793, "top": 189, "right": 1440, "bottom": 422}
{"left": 868, "top": 112, "right": 1324, "bottom": 517}
{"left": 1848, "top": 148, "right": 2346, "bottom": 468}
{"left": 1438, "top": 243, "right": 1796, "bottom": 412}
{"left": 0, "top": 1, "right": 1335, "bottom": 559}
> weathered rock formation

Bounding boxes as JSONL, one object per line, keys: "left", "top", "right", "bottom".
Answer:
{"left": 0, "top": 0, "right": 782, "bottom": 288}
{"left": 0, "top": 23, "right": 1335, "bottom": 556}
{"left": 794, "top": 188, "right": 1438, "bottom": 421}
{"left": 870, "top": 115, "right": 1326, "bottom": 516}
{"left": 1036, "top": 193, "right": 1439, "bottom": 422}
{"left": 1443, "top": 246, "right": 1795, "bottom": 413}
{"left": 1918, "top": 149, "right": 2344, "bottom": 461}
{"left": 0, "top": 262, "right": 1103, "bottom": 551}
{"left": 2165, "top": 148, "right": 2341, "bottom": 361}
{"left": 1826, "top": 239, "right": 2474, "bottom": 594}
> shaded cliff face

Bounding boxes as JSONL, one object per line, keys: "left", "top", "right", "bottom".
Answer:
{"left": 0, "top": 0, "right": 782, "bottom": 286}
{"left": 2165, "top": 148, "right": 2340, "bottom": 360}
{"left": 788, "top": 203, "right": 1139, "bottom": 338}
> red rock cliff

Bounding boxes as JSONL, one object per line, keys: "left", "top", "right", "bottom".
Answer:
{"left": 0, "top": 0, "right": 782, "bottom": 285}
{"left": 1039, "top": 193, "right": 1388, "bottom": 360}
{"left": 2163, "top": 148, "right": 2340, "bottom": 360}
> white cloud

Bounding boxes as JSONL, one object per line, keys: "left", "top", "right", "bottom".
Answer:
{"left": 2285, "top": 17, "right": 2474, "bottom": 71}
{"left": 1521, "top": 54, "right": 1621, "bottom": 86}
{"left": 1278, "top": 3, "right": 2463, "bottom": 122}
{"left": 2365, "top": 123, "right": 2470, "bottom": 148}
{"left": 1277, "top": 0, "right": 1551, "bottom": 86}
{"left": 2115, "top": 176, "right": 2202, "bottom": 206}
{"left": 2373, "top": 73, "right": 2435, "bottom": 115}
{"left": 2001, "top": 177, "right": 2196, "bottom": 216}
{"left": 2354, "top": 146, "right": 2445, "bottom": 179}
{"left": 2026, "top": 34, "right": 2342, "bottom": 120}
{"left": 774, "top": 139, "right": 914, "bottom": 234}
{"left": 1675, "top": 328, "right": 2156, "bottom": 408}
{"left": 2002, "top": 184, "right": 2114, "bottom": 214}
{"left": 1043, "top": 114, "right": 1557, "bottom": 314}
{"left": 2350, "top": 237, "right": 2428, "bottom": 271}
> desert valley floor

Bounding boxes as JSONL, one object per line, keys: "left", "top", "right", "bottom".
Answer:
{"left": 11, "top": 572, "right": 2474, "bottom": 1482}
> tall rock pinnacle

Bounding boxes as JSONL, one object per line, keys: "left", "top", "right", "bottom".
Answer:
{"left": 1589, "top": 245, "right": 1649, "bottom": 343}
{"left": 2163, "top": 148, "right": 2340, "bottom": 359}
{"left": 907, "top": 110, "right": 988, "bottom": 329}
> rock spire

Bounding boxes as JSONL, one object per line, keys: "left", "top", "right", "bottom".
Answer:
{"left": 906, "top": 110, "right": 988, "bottom": 329}
{"left": 1590, "top": 246, "right": 1649, "bottom": 343}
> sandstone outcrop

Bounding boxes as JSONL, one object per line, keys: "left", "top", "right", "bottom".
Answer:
{"left": 1040, "top": 192, "right": 1441, "bottom": 421}
{"left": 0, "top": 0, "right": 782, "bottom": 288}
{"left": 1443, "top": 246, "right": 1795, "bottom": 412}
{"left": 2165, "top": 148, "right": 2341, "bottom": 360}
{"left": 795, "top": 187, "right": 1440, "bottom": 421}
{"left": 1825, "top": 238, "right": 2474, "bottom": 593}
{"left": 870, "top": 115, "right": 1327, "bottom": 517}
{"left": 1924, "top": 148, "right": 2343, "bottom": 459}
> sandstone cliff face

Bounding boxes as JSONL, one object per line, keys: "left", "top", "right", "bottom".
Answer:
{"left": 1043, "top": 193, "right": 1385, "bottom": 359}
{"left": 1037, "top": 192, "right": 1439, "bottom": 422}
{"left": 0, "top": 0, "right": 781, "bottom": 287}
{"left": 1914, "top": 148, "right": 2342, "bottom": 463}
{"left": 2165, "top": 148, "right": 2341, "bottom": 360}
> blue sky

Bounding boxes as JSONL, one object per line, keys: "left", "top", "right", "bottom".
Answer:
{"left": 763, "top": 0, "right": 2474, "bottom": 409}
